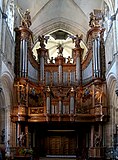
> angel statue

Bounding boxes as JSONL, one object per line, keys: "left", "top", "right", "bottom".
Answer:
{"left": 70, "top": 34, "right": 83, "bottom": 48}
{"left": 38, "top": 35, "right": 49, "bottom": 48}
{"left": 15, "top": 5, "right": 32, "bottom": 28}
{"left": 23, "top": 9, "right": 32, "bottom": 27}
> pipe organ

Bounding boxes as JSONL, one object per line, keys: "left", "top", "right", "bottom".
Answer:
{"left": 11, "top": 10, "right": 109, "bottom": 159}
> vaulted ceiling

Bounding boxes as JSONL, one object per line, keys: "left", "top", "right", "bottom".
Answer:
{"left": 16, "top": 0, "right": 103, "bottom": 36}
{"left": 15, "top": 0, "right": 103, "bottom": 59}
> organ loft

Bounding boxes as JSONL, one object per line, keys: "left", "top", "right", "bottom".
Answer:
{"left": 11, "top": 9, "right": 109, "bottom": 159}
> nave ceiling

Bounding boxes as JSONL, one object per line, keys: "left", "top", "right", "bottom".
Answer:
{"left": 15, "top": 0, "right": 103, "bottom": 59}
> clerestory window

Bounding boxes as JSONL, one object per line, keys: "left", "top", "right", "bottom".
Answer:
{"left": 6, "top": 0, "right": 14, "bottom": 36}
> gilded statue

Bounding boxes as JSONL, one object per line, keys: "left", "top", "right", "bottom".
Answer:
{"left": 94, "top": 87, "right": 103, "bottom": 103}
{"left": 15, "top": 5, "right": 32, "bottom": 28}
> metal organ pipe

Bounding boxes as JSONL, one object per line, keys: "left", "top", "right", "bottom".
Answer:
{"left": 93, "top": 36, "right": 101, "bottom": 78}
{"left": 59, "top": 65, "right": 62, "bottom": 84}
{"left": 19, "top": 27, "right": 32, "bottom": 78}
{"left": 76, "top": 55, "right": 81, "bottom": 84}
{"left": 20, "top": 39, "right": 28, "bottom": 77}
{"left": 46, "top": 96, "right": 51, "bottom": 114}
{"left": 70, "top": 87, "right": 75, "bottom": 114}
{"left": 40, "top": 56, "right": 44, "bottom": 83}
{"left": 70, "top": 96, "right": 74, "bottom": 114}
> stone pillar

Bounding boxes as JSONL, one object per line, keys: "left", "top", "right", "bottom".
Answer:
{"left": 115, "top": 55, "right": 118, "bottom": 96}
{"left": 1, "top": 12, "right": 7, "bottom": 53}
{"left": 5, "top": 107, "right": 11, "bottom": 142}
{"left": 0, "top": 108, "right": 5, "bottom": 143}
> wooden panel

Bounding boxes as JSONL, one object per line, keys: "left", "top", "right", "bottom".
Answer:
{"left": 47, "top": 134, "right": 76, "bottom": 155}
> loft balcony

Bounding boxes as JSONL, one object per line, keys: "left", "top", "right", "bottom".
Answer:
{"left": 11, "top": 105, "right": 109, "bottom": 123}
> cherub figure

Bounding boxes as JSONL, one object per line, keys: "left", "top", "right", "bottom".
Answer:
{"left": 38, "top": 35, "right": 49, "bottom": 48}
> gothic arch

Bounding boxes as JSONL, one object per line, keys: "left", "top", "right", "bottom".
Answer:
{"left": 104, "top": 0, "right": 115, "bottom": 13}
{"left": 1, "top": 71, "right": 14, "bottom": 142}
{"left": 1, "top": 72, "right": 13, "bottom": 106}
{"left": 32, "top": 17, "right": 88, "bottom": 41}
{"left": 0, "top": 90, "right": 5, "bottom": 144}
{"left": 107, "top": 73, "right": 117, "bottom": 107}
{"left": 106, "top": 73, "right": 118, "bottom": 146}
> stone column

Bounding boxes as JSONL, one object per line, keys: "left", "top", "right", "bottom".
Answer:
{"left": 1, "top": 12, "right": 7, "bottom": 54}
{"left": 5, "top": 107, "right": 11, "bottom": 142}
{"left": 0, "top": 108, "right": 5, "bottom": 144}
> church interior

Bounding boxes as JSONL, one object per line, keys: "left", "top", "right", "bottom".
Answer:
{"left": 0, "top": 0, "right": 118, "bottom": 159}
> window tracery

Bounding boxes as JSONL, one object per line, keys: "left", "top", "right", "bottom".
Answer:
{"left": 6, "top": 0, "right": 14, "bottom": 36}
{"left": 103, "top": 2, "right": 111, "bottom": 40}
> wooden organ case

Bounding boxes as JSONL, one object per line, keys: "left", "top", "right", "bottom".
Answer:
{"left": 11, "top": 10, "right": 109, "bottom": 159}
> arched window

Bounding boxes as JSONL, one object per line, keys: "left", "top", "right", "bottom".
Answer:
{"left": 6, "top": 0, "right": 14, "bottom": 36}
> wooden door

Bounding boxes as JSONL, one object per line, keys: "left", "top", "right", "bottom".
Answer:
{"left": 47, "top": 135, "right": 76, "bottom": 155}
